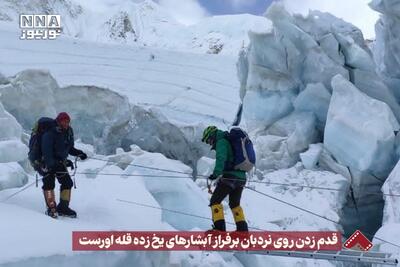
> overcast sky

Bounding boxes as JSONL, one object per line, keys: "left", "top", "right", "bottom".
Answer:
{"left": 157, "top": 0, "right": 380, "bottom": 39}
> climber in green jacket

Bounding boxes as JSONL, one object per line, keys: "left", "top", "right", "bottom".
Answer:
{"left": 202, "top": 125, "right": 248, "bottom": 232}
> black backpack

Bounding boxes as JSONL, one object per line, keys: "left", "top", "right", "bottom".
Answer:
{"left": 28, "top": 117, "right": 56, "bottom": 170}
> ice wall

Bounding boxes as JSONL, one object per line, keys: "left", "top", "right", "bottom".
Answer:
{"left": 325, "top": 75, "right": 399, "bottom": 178}
{"left": 372, "top": 159, "right": 400, "bottom": 257}
{"left": 0, "top": 70, "right": 208, "bottom": 172}
{"left": 0, "top": 96, "right": 28, "bottom": 190}
{"left": 370, "top": 0, "right": 400, "bottom": 101}
{"left": 369, "top": 0, "right": 400, "bottom": 255}
{"left": 238, "top": 2, "right": 400, "bottom": 236}
{"left": 240, "top": 2, "right": 400, "bottom": 175}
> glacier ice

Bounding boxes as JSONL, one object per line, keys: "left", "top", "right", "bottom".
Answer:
{"left": 0, "top": 101, "right": 22, "bottom": 141}
{"left": 0, "top": 101, "right": 28, "bottom": 164}
{"left": 0, "top": 97, "right": 28, "bottom": 191}
{"left": 242, "top": 90, "right": 295, "bottom": 132}
{"left": 370, "top": 0, "right": 400, "bottom": 125}
{"left": 240, "top": 2, "right": 400, "bottom": 239}
{"left": 104, "top": 147, "right": 211, "bottom": 231}
{"left": 293, "top": 10, "right": 367, "bottom": 50}
{"left": 237, "top": 49, "right": 249, "bottom": 100}
{"left": 294, "top": 83, "right": 331, "bottom": 130}
{"left": 239, "top": 2, "right": 400, "bottom": 177}
{"left": 265, "top": 3, "right": 350, "bottom": 90}
{"left": 370, "top": 0, "right": 400, "bottom": 80}
{"left": 334, "top": 32, "right": 375, "bottom": 72}
{"left": 333, "top": 29, "right": 400, "bottom": 122}
{"left": 352, "top": 69, "right": 400, "bottom": 122}
{"left": 196, "top": 156, "right": 215, "bottom": 177}
{"left": 321, "top": 73, "right": 399, "bottom": 235}
{"left": 245, "top": 31, "right": 299, "bottom": 93}
{"left": 324, "top": 74, "right": 399, "bottom": 177}
{"left": 0, "top": 70, "right": 210, "bottom": 171}
{"left": 54, "top": 85, "right": 132, "bottom": 154}
{"left": 267, "top": 112, "right": 319, "bottom": 156}
{"left": 372, "top": 158, "right": 400, "bottom": 256}
{"left": 300, "top": 143, "right": 323, "bottom": 170}
{"left": 120, "top": 106, "right": 209, "bottom": 169}
{"left": 251, "top": 165, "right": 350, "bottom": 232}
{"left": 317, "top": 147, "right": 351, "bottom": 180}
{"left": 253, "top": 134, "right": 290, "bottom": 170}
{"left": 381, "top": 159, "right": 400, "bottom": 225}
{"left": 254, "top": 112, "right": 319, "bottom": 170}
{"left": 0, "top": 162, "right": 28, "bottom": 191}
{"left": 0, "top": 140, "right": 28, "bottom": 163}
{"left": 0, "top": 69, "right": 57, "bottom": 129}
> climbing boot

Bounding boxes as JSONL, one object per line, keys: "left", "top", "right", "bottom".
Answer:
{"left": 43, "top": 189, "right": 58, "bottom": 219}
{"left": 56, "top": 189, "right": 77, "bottom": 218}
{"left": 231, "top": 205, "right": 248, "bottom": 232}
{"left": 210, "top": 203, "right": 226, "bottom": 231}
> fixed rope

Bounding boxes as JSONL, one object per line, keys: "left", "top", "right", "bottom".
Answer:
{"left": 3, "top": 157, "right": 400, "bottom": 250}
{"left": 117, "top": 198, "right": 261, "bottom": 231}
{"left": 246, "top": 187, "right": 400, "bottom": 250}
{"left": 89, "top": 157, "right": 400, "bottom": 197}
{"left": 5, "top": 161, "right": 400, "bottom": 203}
{"left": 89, "top": 156, "right": 201, "bottom": 176}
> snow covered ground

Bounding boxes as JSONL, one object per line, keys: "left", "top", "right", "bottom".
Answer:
{"left": 0, "top": 144, "right": 347, "bottom": 267}
{"left": 0, "top": 21, "right": 241, "bottom": 125}
{"left": 1, "top": 1, "right": 399, "bottom": 266}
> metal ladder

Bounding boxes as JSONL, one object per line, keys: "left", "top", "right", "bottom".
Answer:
{"left": 241, "top": 250, "right": 398, "bottom": 265}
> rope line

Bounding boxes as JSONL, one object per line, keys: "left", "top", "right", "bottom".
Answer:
{"left": 3, "top": 157, "right": 400, "bottom": 250}
{"left": 5, "top": 168, "right": 400, "bottom": 203}
{"left": 88, "top": 157, "right": 400, "bottom": 197}
{"left": 245, "top": 187, "right": 339, "bottom": 225}
{"left": 89, "top": 156, "right": 202, "bottom": 176}
{"left": 116, "top": 198, "right": 262, "bottom": 231}
{"left": 246, "top": 187, "right": 400, "bottom": 250}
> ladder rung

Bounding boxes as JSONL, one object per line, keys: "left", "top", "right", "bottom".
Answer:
{"left": 239, "top": 250, "right": 398, "bottom": 265}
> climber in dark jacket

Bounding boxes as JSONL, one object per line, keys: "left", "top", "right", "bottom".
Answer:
{"left": 41, "top": 112, "right": 87, "bottom": 219}
{"left": 202, "top": 126, "right": 248, "bottom": 232}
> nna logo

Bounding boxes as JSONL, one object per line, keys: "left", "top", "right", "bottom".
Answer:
{"left": 19, "top": 15, "right": 62, "bottom": 40}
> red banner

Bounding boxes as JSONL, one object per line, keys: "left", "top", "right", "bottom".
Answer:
{"left": 72, "top": 231, "right": 341, "bottom": 251}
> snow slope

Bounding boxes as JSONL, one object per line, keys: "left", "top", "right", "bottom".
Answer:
{"left": 0, "top": 0, "right": 271, "bottom": 56}
{"left": 0, "top": 21, "right": 248, "bottom": 172}
{"left": 0, "top": 145, "right": 347, "bottom": 267}
{"left": 0, "top": 21, "right": 240, "bottom": 125}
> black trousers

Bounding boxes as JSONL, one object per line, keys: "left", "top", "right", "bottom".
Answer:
{"left": 209, "top": 177, "right": 246, "bottom": 208}
{"left": 42, "top": 164, "right": 73, "bottom": 191}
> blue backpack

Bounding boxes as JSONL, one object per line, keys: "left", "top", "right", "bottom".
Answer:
{"left": 28, "top": 117, "right": 56, "bottom": 170}
{"left": 225, "top": 127, "right": 256, "bottom": 172}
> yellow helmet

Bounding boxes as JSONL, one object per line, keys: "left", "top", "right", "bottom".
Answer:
{"left": 202, "top": 126, "right": 217, "bottom": 144}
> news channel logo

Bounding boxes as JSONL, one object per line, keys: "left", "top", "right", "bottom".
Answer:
{"left": 19, "top": 15, "right": 61, "bottom": 40}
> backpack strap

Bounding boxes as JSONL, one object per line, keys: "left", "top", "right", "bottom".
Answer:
{"left": 222, "top": 131, "right": 235, "bottom": 171}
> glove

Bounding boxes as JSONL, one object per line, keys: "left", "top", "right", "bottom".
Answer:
{"left": 208, "top": 174, "right": 218, "bottom": 181}
{"left": 78, "top": 152, "right": 87, "bottom": 160}
{"left": 65, "top": 159, "right": 74, "bottom": 170}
